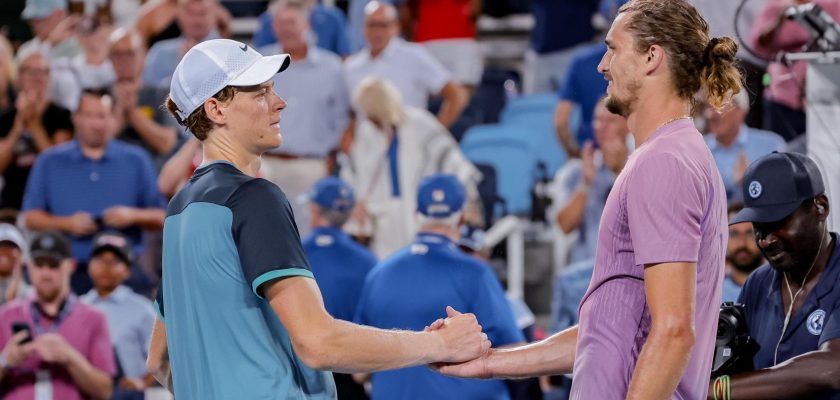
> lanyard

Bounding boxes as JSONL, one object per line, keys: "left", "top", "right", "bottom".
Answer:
{"left": 30, "top": 296, "right": 75, "bottom": 337}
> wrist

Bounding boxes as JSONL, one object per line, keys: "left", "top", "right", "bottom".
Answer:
{"left": 424, "top": 330, "right": 447, "bottom": 364}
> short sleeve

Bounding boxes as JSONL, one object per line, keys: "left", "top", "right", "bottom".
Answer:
{"left": 228, "top": 179, "right": 313, "bottom": 298}
{"left": 21, "top": 153, "right": 49, "bottom": 212}
{"left": 415, "top": 46, "right": 451, "bottom": 95}
{"left": 88, "top": 310, "right": 118, "bottom": 377}
{"left": 626, "top": 154, "right": 705, "bottom": 266}
{"left": 469, "top": 266, "right": 525, "bottom": 346}
{"left": 819, "top": 297, "right": 840, "bottom": 346}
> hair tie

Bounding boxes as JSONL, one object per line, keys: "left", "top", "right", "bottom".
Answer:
{"left": 703, "top": 37, "right": 720, "bottom": 67}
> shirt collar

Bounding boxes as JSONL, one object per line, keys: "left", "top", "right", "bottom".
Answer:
{"left": 766, "top": 232, "right": 840, "bottom": 301}
{"left": 709, "top": 125, "right": 749, "bottom": 151}
{"left": 84, "top": 285, "right": 130, "bottom": 303}
{"left": 367, "top": 37, "right": 400, "bottom": 61}
{"left": 416, "top": 232, "right": 454, "bottom": 246}
{"left": 311, "top": 226, "right": 346, "bottom": 238}
{"left": 69, "top": 139, "right": 116, "bottom": 162}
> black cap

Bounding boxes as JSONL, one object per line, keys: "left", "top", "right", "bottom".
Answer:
{"left": 730, "top": 152, "right": 825, "bottom": 225}
{"left": 30, "top": 231, "right": 72, "bottom": 261}
{"left": 90, "top": 231, "right": 133, "bottom": 266}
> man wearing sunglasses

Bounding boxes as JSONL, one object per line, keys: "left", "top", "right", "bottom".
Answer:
{"left": 0, "top": 231, "right": 115, "bottom": 400}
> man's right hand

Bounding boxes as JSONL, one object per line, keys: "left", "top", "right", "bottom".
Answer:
{"left": 431, "top": 306, "right": 490, "bottom": 364}
{"left": 64, "top": 212, "right": 98, "bottom": 236}
{"left": 1, "top": 331, "right": 35, "bottom": 369}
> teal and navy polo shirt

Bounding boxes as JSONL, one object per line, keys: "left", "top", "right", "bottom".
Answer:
{"left": 155, "top": 161, "right": 335, "bottom": 400}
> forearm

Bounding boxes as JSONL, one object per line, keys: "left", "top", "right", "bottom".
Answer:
{"left": 626, "top": 327, "right": 694, "bottom": 400}
{"left": 25, "top": 210, "right": 72, "bottom": 233}
{"left": 437, "top": 86, "right": 467, "bottom": 128}
{"left": 28, "top": 121, "right": 53, "bottom": 152}
{"left": 128, "top": 208, "right": 165, "bottom": 230}
{"left": 299, "top": 317, "right": 443, "bottom": 374}
{"left": 727, "top": 350, "right": 840, "bottom": 399}
{"left": 554, "top": 102, "right": 577, "bottom": 156}
{"left": 129, "top": 109, "right": 177, "bottom": 155}
{"left": 556, "top": 190, "right": 587, "bottom": 233}
{"left": 485, "top": 326, "right": 578, "bottom": 379}
{"left": 65, "top": 349, "right": 113, "bottom": 400}
{"left": 159, "top": 138, "right": 199, "bottom": 198}
{"left": 148, "top": 319, "right": 173, "bottom": 393}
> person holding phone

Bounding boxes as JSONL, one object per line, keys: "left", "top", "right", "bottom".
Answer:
{"left": 0, "top": 231, "right": 115, "bottom": 400}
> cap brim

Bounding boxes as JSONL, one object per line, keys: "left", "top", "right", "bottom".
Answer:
{"left": 229, "top": 54, "right": 291, "bottom": 86}
{"left": 92, "top": 245, "right": 131, "bottom": 265}
{"left": 30, "top": 251, "right": 65, "bottom": 261}
{"left": 729, "top": 200, "right": 803, "bottom": 225}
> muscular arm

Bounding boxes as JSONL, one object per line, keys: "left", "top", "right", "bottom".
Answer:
{"left": 264, "top": 276, "right": 485, "bottom": 373}
{"left": 147, "top": 319, "right": 173, "bottom": 393}
{"left": 626, "top": 262, "right": 697, "bottom": 400}
{"left": 438, "top": 325, "right": 578, "bottom": 379}
{"left": 436, "top": 82, "right": 468, "bottom": 129}
{"left": 715, "top": 339, "right": 840, "bottom": 399}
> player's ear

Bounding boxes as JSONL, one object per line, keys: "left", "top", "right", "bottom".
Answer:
{"left": 204, "top": 98, "right": 227, "bottom": 125}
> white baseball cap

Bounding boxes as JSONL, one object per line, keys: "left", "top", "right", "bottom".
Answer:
{"left": 169, "top": 39, "right": 291, "bottom": 124}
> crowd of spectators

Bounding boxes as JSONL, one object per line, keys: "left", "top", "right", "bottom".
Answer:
{"left": 0, "top": 0, "right": 836, "bottom": 399}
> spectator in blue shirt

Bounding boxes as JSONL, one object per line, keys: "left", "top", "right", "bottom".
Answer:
{"left": 303, "top": 177, "right": 376, "bottom": 400}
{"left": 355, "top": 174, "right": 524, "bottom": 400}
{"left": 722, "top": 203, "right": 764, "bottom": 303}
{"left": 524, "top": 0, "right": 600, "bottom": 94}
{"left": 253, "top": 0, "right": 351, "bottom": 57}
{"left": 703, "top": 89, "right": 785, "bottom": 205}
{"left": 142, "top": 0, "right": 217, "bottom": 88}
{"left": 553, "top": 0, "right": 627, "bottom": 157}
{"left": 81, "top": 231, "right": 156, "bottom": 400}
{"left": 22, "top": 89, "right": 165, "bottom": 295}
{"left": 258, "top": 0, "right": 351, "bottom": 236}
{"left": 551, "top": 100, "right": 629, "bottom": 264}
{"left": 716, "top": 152, "right": 840, "bottom": 399}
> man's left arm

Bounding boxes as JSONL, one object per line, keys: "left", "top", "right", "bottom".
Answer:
{"left": 711, "top": 302, "right": 840, "bottom": 399}
{"left": 437, "top": 82, "right": 468, "bottom": 129}
{"left": 626, "top": 262, "right": 697, "bottom": 400}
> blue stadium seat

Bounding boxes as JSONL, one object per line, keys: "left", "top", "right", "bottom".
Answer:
{"left": 461, "top": 133, "right": 539, "bottom": 216}
{"left": 499, "top": 93, "right": 558, "bottom": 124}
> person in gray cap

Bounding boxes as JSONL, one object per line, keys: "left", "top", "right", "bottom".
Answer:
{"left": 149, "top": 38, "right": 489, "bottom": 400}
{"left": 0, "top": 224, "right": 30, "bottom": 304}
{"left": 709, "top": 152, "right": 840, "bottom": 399}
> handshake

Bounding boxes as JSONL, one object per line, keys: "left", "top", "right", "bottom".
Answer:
{"left": 422, "top": 306, "right": 495, "bottom": 379}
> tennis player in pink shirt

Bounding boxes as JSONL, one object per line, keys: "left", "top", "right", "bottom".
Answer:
{"left": 434, "top": 1, "right": 740, "bottom": 398}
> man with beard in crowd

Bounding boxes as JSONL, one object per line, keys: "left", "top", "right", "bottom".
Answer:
{"left": 722, "top": 203, "right": 765, "bottom": 302}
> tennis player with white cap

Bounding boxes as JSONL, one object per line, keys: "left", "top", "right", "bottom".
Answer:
{"left": 146, "top": 39, "right": 490, "bottom": 400}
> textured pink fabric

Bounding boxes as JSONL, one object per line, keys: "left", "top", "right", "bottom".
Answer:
{"left": 571, "top": 119, "right": 727, "bottom": 399}
{"left": 0, "top": 296, "right": 116, "bottom": 400}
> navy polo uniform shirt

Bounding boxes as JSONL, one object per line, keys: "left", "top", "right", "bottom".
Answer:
{"left": 738, "top": 232, "right": 840, "bottom": 399}
{"left": 155, "top": 161, "right": 335, "bottom": 400}
{"left": 303, "top": 226, "right": 378, "bottom": 322}
{"left": 354, "top": 233, "right": 524, "bottom": 400}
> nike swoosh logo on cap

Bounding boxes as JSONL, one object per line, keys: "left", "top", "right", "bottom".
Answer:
{"left": 240, "top": 44, "right": 248, "bottom": 52}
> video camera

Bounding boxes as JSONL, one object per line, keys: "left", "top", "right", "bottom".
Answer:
{"left": 711, "top": 302, "right": 759, "bottom": 379}
{"left": 785, "top": 3, "right": 840, "bottom": 52}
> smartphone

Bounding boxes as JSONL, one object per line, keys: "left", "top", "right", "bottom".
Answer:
{"left": 11, "top": 322, "right": 32, "bottom": 344}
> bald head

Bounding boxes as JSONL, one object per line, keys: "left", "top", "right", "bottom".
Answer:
{"left": 364, "top": 1, "right": 399, "bottom": 55}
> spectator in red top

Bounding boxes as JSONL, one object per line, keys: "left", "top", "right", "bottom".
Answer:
{"left": 403, "top": 0, "right": 483, "bottom": 90}
{"left": 0, "top": 231, "right": 115, "bottom": 400}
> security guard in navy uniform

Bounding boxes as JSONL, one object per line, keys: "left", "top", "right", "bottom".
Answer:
{"left": 302, "top": 177, "right": 377, "bottom": 400}
{"left": 716, "top": 152, "right": 840, "bottom": 399}
{"left": 354, "top": 174, "right": 524, "bottom": 400}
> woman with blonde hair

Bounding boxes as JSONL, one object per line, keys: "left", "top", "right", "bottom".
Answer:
{"left": 341, "top": 78, "right": 481, "bottom": 259}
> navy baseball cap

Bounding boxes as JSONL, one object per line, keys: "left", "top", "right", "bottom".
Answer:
{"left": 309, "top": 177, "right": 355, "bottom": 213}
{"left": 730, "top": 152, "right": 825, "bottom": 225}
{"left": 417, "top": 174, "right": 466, "bottom": 218}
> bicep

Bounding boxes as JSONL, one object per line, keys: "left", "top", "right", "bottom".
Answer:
{"left": 643, "top": 262, "right": 697, "bottom": 327}
{"left": 264, "top": 276, "right": 333, "bottom": 345}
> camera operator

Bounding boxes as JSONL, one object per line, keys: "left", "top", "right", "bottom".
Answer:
{"left": 709, "top": 152, "right": 840, "bottom": 399}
